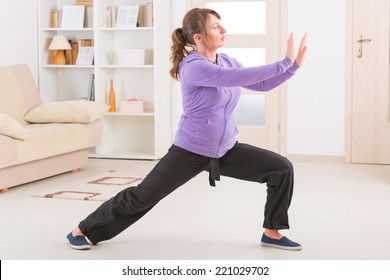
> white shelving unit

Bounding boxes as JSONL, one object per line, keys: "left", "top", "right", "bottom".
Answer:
{"left": 38, "top": 0, "right": 172, "bottom": 160}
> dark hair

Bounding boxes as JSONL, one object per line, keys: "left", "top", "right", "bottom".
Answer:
{"left": 169, "top": 8, "right": 221, "bottom": 80}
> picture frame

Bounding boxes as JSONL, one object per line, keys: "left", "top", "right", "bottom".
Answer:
{"left": 116, "top": 5, "right": 139, "bottom": 28}
{"left": 61, "top": 5, "right": 85, "bottom": 28}
{"left": 76, "top": 46, "right": 94, "bottom": 65}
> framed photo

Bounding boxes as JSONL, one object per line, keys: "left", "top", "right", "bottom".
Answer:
{"left": 116, "top": 5, "right": 139, "bottom": 28}
{"left": 61, "top": 5, "right": 85, "bottom": 28}
{"left": 76, "top": 47, "right": 94, "bottom": 65}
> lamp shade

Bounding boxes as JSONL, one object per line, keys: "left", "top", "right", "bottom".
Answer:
{"left": 49, "top": 36, "right": 71, "bottom": 50}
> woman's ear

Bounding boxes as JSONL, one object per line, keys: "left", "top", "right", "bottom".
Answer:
{"left": 193, "top": 34, "right": 202, "bottom": 44}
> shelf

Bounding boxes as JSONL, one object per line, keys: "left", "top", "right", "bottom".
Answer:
{"left": 98, "top": 27, "right": 153, "bottom": 31}
{"left": 103, "top": 112, "right": 154, "bottom": 117}
{"left": 41, "top": 28, "right": 94, "bottom": 32}
{"left": 42, "top": 65, "right": 94, "bottom": 69}
{"left": 98, "top": 65, "right": 154, "bottom": 69}
{"left": 38, "top": 0, "right": 172, "bottom": 160}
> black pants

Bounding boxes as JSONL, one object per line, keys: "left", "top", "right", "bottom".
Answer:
{"left": 79, "top": 143, "right": 294, "bottom": 245}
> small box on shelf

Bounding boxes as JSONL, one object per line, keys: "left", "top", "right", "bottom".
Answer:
{"left": 120, "top": 98, "right": 144, "bottom": 113}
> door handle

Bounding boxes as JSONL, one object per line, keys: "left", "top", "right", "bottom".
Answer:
{"left": 357, "top": 32, "right": 372, "bottom": 58}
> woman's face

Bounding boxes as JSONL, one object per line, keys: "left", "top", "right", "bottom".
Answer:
{"left": 205, "top": 14, "right": 226, "bottom": 50}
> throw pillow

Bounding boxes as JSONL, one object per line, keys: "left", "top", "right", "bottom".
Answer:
{"left": 0, "top": 114, "right": 30, "bottom": 140}
{"left": 24, "top": 100, "right": 109, "bottom": 124}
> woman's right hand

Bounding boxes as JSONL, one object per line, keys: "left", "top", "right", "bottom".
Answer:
{"left": 286, "top": 32, "right": 295, "bottom": 62}
{"left": 295, "top": 33, "right": 308, "bottom": 65}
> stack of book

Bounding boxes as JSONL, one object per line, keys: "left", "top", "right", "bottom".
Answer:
{"left": 70, "top": 39, "right": 94, "bottom": 65}
{"left": 106, "top": 1, "right": 154, "bottom": 28}
{"left": 50, "top": 2, "right": 93, "bottom": 28}
{"left": 138, "top": 2, "right": 153, "bottom": 27}
{"left": 50, "top": 10, "right": 61, "bottom": 28}
{"left": 76, "top": 0, "right": 94, "bottom": 27}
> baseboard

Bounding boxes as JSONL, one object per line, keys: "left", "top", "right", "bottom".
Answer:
{"left": 287, "top": 154, "right": 345, "bottom": 163}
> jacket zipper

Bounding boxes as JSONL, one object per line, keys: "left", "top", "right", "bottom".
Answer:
{"left": 215, "top": 87, "right": 232, "bottom": 158}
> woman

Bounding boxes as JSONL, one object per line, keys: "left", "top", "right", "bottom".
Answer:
{"left": 67, "top": 8, "right": 307, "bottom": 251}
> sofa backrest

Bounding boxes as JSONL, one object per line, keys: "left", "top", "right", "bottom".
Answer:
{"left": 0, "top": 64, "right": 42, "bottom": 125}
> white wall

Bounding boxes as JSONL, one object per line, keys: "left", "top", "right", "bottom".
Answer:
{"left": 287, "top": 0, "right": 345, "bottom": 156}
{"left": 0, "top": 0, "right": 38, "bottom": 83}
{"left": 1, "top": 0, "right": 346, "bottom": 157}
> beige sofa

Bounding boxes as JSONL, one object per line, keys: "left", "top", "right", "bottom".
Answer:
{"left": 0, "top": 64, "right": 108, "bottom": 191}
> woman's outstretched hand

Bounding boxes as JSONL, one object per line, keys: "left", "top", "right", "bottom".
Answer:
{"left": 286, "top": 32, "right": 295, "bottom": 62}
{"left": 285, "top": 32, "right": 308, "bottom": 66}
{"left": 295, "top": 33, "right": 307, "bottom": 65}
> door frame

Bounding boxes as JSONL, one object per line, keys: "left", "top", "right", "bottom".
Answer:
{"left": 345, "top": 0, "right": 353, "bottom": 163}
{"left": 278, "top": 0, "right": 288, "bottom": 155}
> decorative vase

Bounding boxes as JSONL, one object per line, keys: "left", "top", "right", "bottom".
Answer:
{"left": 108, "top": 79, "right": 116, "bottom": 112}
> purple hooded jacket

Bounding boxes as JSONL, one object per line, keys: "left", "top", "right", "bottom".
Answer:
{"left": 173, "top": 50, "right": 300, "bottom": 158}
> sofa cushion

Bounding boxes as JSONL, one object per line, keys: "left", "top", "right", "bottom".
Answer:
{"left": 15, "top": 123, "right": 90, "bottom": 163}
{"left": 0, "top": 135, "right": 17, "bottom": 167}
{"left": 24, "top": 100, "right": 109, "bottom": 124}
{"left": 0, "top": 114, "right": 30, "bottom": 140}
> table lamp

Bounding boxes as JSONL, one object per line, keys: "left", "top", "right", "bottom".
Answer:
{"left": 48, "top": 36, "right": 72, "bottom": 65}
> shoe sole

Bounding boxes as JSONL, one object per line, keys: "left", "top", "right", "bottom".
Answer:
{"left": 261, "top": 241, "right": 302, "bottom": 251}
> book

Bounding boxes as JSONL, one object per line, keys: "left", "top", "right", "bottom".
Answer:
{"left": 76, "top": 46, "right": 94, "bottom": 65}
{"left": 106, "top": 6, "right": 112, "bottom": 28}
{"left": 51, "top": 10, "right": 59, "bottom": 28}
{"left": 146, "top": 2, "right": 153, "bottom": 27}
{"left": 137, "top": 2, "right": 153, "bottom": 27}
{"left": 61, "top": 5, "right": 85, "bottom": 29}
{"left": 71, "top": 42, "right": 78, "bottom": 65}
{"left": 65, "top": 50, "right": 73, "bottom": 64}
{"left": 64, "top": 40, "right": 73, "bottom": 64}
{"left": 79, "top": 39, "right": 94, "bottom": 47}
{"left": 111, "top": 5, "right": 117, "bottom": 28}
{"left": 116, "top": 5, "right": 138, "bottom": 28}
{"left": 87, "top": 74, "right": 95, "bottom": 101}
{"left": 85, "top": 6, "right": 94, "bottom": 28}
{"left": 47, "top": 38, "right": 56, "bottom": 64}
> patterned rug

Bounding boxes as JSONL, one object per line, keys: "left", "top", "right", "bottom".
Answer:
{"left": 32, "top": 171, "right": 144, "bottom": 201}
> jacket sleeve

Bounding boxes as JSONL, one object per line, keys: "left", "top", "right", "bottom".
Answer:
{"left": 181, "top": 56, "right": 293, "bottom": 87}
{"left": 242, "top": 61, "right": 301, "bottom": 92}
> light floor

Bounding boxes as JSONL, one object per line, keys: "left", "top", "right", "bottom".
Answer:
{"left": 1, "top": 158, "right": 390, "bottom": 260}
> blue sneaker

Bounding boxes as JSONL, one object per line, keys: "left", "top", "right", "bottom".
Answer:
{"left": 261, "top": 233, "right": 302, "bottom": 251}
{"left": 66, "top": 232, "right": 92, "bottom": 250}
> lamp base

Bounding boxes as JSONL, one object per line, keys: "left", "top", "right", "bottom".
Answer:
{"left": 54, "top": 50, "right": 66, "bottom": 65}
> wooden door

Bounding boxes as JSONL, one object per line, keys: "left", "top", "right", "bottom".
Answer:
{"left": 350, "top": 0, "right": 390, "bottom": 164}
